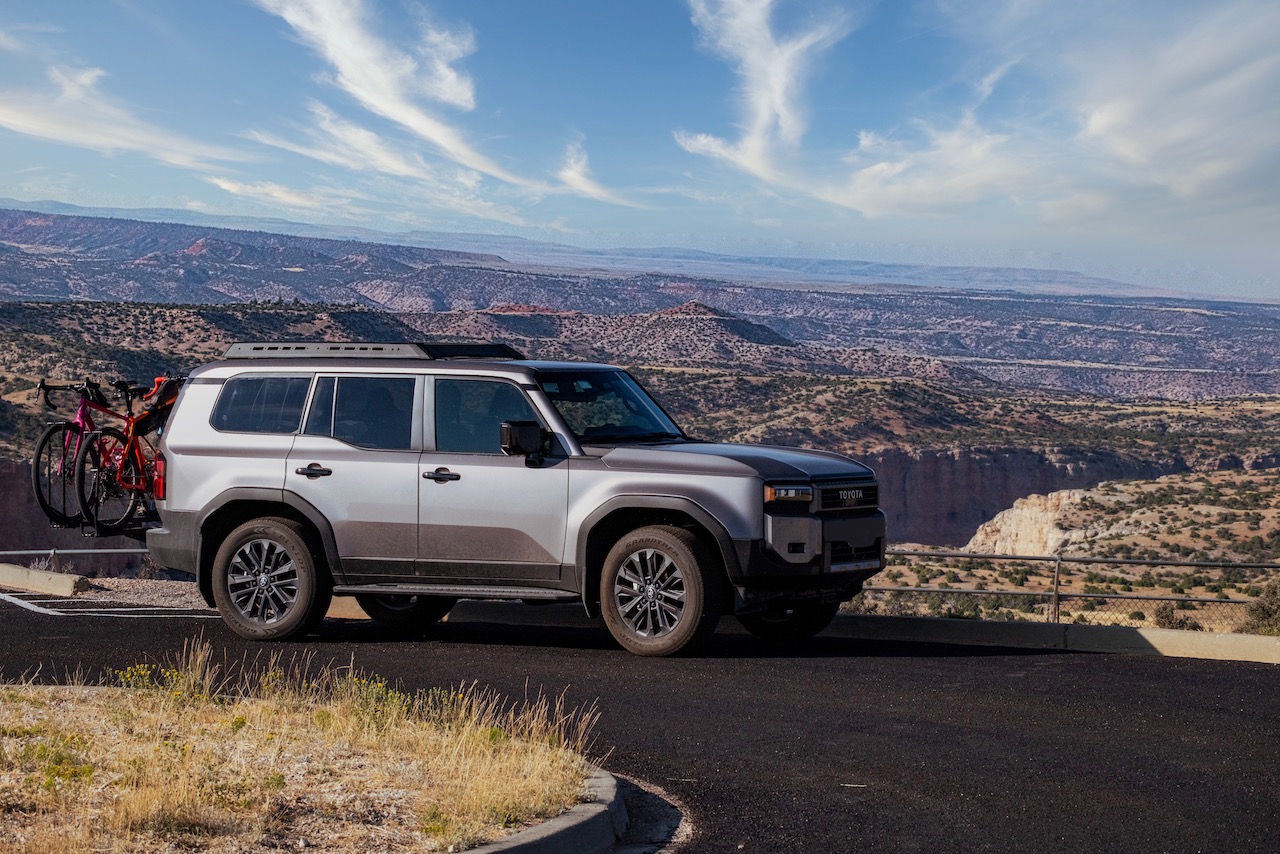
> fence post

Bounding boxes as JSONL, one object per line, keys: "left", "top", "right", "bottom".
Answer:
{"left": 49, "top": 548, "right": 60, "bottom": 573}
{"left": 1051, "top": 555, "right": 1062, "bottom": 623}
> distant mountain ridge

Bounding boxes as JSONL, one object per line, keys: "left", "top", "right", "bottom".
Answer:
{"left": 0, "top": 198, "right": 1156, "bottom": 296}
{"left": 3, "top": 206, "right": 1280, "bottom": 400}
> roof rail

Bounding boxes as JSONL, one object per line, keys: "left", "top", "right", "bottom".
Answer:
{"left": 222, "top": 342, "right": 527, "bottom": 360}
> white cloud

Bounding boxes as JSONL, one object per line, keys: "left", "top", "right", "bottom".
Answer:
{"left": 677, "top": 0, "right": 852, "bottom": 180}
{"left": 0, "top": 28, "right": 23, "bottom": 53}
{"left": 0, "top": 64, "right": 244, "bottom": 170}
{"left": 556, "top": 140, "right": 643, "bottom": 207}
{"left": 253, "top": 0, "right": 533, "bottom": 187}
{"left": 1070, "top": 2, "right": 1280, "bottom": 200}
{"left": 249, "top": 101, "right": 438, "bottom": 181}
{"left": 206, "top": 177, "right": 337, "bottom": 209}
{"left": 826, "top": 115, "right": 1032, "bottom": 217}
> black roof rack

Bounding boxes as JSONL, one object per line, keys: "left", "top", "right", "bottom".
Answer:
{"left": 222, "top": 342, "right": 526, "bottom": 360}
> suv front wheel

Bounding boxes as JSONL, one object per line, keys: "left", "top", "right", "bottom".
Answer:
{"left": 212, "top": 517, "right": 331, "bottom": 640}
{"left": 601, "top": 525, "right": 722, "bottom": 656}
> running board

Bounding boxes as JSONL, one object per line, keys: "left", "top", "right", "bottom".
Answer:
{"left": 332, "top": 584, "right": 578, "bottom": 602}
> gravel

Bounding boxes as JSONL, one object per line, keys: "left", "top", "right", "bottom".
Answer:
{"left": 79, "top": 577, "right": 212, "bottom": 611}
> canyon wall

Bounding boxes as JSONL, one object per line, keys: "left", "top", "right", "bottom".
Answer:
{"left": 866, "top": 447, "right": 1188, "bottom": 546}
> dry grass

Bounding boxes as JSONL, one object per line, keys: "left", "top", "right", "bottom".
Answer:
{"left": 0, "top": 640, "right": 596, "bottom": 852}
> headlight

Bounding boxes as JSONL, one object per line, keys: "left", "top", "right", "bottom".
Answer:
{"left": 764, "top": 484, "right": 813, "bottom": 504}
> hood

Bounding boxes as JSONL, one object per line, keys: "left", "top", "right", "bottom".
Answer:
{"left": 594, "top": 441, "right": 875, "bottom": 481}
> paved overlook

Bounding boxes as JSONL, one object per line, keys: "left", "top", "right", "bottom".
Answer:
{"left": 0, "top": 597, "right": 1277, "bottom": 852}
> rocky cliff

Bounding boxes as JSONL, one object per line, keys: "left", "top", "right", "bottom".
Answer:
{"left": 868, "top": 447, "right": 1187, "bottom": 546}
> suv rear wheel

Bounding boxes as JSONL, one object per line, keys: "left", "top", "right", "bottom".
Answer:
{"left": 355, "top": 594, "right": 456, "bottom": 632}
{"left": 212, "top": 517, "right": 331, "bottom": 640}
{"left": 601, "top": 525, "right": 722, "bottom": 656}
{"left": 737, "top": 601, "right": 840, "bottom": 643}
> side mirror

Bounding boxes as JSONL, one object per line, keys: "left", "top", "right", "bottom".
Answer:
{"left": 500, "top": 420, "right": 547, "bottom": 466}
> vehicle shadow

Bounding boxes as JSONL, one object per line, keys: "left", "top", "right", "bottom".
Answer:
{"left": 316, "top": 602, "right": 1075, "bottom": 660}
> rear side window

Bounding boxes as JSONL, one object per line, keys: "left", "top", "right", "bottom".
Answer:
{"left": 304, "top": 376, "right": 416, "bottom": 450}
{"left": 211, "top": 376, "right": 311, "bottom": 434}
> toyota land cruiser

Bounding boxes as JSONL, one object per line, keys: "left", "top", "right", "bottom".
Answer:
{"left": 146, "top": 342, "right": 885, "bottom": 655}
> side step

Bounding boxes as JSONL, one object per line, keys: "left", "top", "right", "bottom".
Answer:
{"left": 332, "top": 584, "right": 578, "bottom": 602}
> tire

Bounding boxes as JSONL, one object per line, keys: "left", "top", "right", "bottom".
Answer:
{"left": 601, "top": 525, "right": 722, "bottom": 656}
{"left": 32, "top": 422, "right": 83, "bottom": 527}
{"left": 73, "top": 426, "right": 141, "bottom": 535}
{"left": 737, "top": 601, "right": 841, "bottom": 644}
{"left": 211, "top": 517, "right": 332, "bottom": 640}
{"left": 354, "top": 594, "right": 456, "bottom": 633}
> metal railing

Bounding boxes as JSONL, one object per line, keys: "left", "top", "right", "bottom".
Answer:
{"left": 864, "top": 549, "right": 1280, "bottom": 634}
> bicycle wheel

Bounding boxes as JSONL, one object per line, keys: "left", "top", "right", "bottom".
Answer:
{"left": 74, "top": 426, "right": 141, "bottom": 534}
{"left": 31, "top": 422, "right": 83, "bottom": 526}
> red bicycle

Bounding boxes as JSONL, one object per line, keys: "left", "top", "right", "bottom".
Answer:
{"left": 31, "top": 375, "right": 182, "bottom": 534}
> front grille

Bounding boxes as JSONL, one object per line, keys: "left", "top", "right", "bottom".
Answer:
{"left": 829, "top": 540, "right": 882, "bottom": 564}
{"left": 818, "top": 481, "right": 879, "bottom": 512}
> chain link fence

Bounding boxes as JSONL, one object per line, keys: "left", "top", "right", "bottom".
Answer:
{"left": 851, "top": 549, "right": 1280, "bottom": 635}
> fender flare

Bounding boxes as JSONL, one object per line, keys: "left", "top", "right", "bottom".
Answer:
{"left": 196, "top": 488, "right": 345, "bottom": 594}
{"left": 575, "top": 495, "right": 740, "bottom": 614}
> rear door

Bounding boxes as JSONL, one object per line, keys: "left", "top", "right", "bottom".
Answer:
{"left": 416, "top": 377, "right": 569, "bottom": 582}
{"left": 285, "top": 374, "right": 422, "bottom": 584}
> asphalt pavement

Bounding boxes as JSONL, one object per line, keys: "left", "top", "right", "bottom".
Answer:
{"left": 1, "top": 596, "right": 1278, "bottom": 852}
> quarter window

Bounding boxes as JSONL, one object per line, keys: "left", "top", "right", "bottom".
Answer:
{"left": 211, "top": 376, "right": 310, "bottom": 434}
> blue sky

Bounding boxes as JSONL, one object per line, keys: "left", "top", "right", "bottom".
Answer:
{"left": 0, "top": 0, "right": 1277, "bottom": 297}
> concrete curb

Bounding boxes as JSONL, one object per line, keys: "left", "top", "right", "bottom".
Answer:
{"left": 469, "top": 765, "right": 628, "bottom": 854}
{"left": 840, "top": 614, "right": 1280, "bottom": 664}
{"left": 0, "top": 562, "right": 89, "bottom": 597}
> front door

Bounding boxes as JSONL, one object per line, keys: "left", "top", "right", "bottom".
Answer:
{"left": 417, "top": 378, "right": 569, "bottom": 582}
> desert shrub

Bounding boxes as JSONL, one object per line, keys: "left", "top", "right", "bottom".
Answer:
{"left": 1153, "top": 602, "right": 1203, "bottom": 631}
{"left": 1240, "top": 580, "right": 1280, "bottom": 637}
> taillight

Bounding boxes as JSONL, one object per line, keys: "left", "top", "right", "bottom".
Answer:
{"left": 152, "top": 452, "right": 167, "bottom": 500}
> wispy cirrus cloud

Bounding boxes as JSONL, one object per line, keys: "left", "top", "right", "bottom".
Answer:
{"left": 252, "top": 0, "right": 634, "bottom": 213}
{"left": 676, "top": 0, "right": 852, "bottom": 181}
{"left": 556, "top": 140, "right": 644, "bottom": 208}
{"left": 249, "top": 101, "right": 439, "bottom": 182}
{"left": 246, "top": 101, "right": 540, "bottom": 227}
{"left": 253, "top": 0, "right": 532, "bottom": 188}
{"left": 0, "top": 64, "right": 245, "bottom": 170}
{"left": 206, "top": 176, "right": 341, "bottom": 209}
{"left": 681, "top": 0, "right": 1280, "bottom": 242}
{"left": 1068, "top": 2, "right": 1280, "bottom": 204}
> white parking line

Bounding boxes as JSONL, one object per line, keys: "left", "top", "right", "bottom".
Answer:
{"left": 0, "top": 592, "right": 218, "bottom": 619}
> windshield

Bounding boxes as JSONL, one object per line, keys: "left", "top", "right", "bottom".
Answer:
{"left": 537, "top": 369, "right": 684, "bottom": 444}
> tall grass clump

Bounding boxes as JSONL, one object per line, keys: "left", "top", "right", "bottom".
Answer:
{"left": 0, "top": 638, "right": 597, "bottom": 852}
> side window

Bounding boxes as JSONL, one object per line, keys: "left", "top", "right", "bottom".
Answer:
{"left": 435, "top": 379, "right": 538, "bottom": 454}
{"left": 305, "top": 376, "right": 415, "bottom": 450}
{"left": 211, "top": 376, "right": 310, "bottom": 434}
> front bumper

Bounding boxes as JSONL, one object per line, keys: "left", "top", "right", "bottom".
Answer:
{"left": 729, "top": 509, "right": 886, "bottom": 612}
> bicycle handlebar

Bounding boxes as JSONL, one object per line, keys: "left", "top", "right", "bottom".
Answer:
{"left": 33, "top": 377, "right": 103, "bottom": 411}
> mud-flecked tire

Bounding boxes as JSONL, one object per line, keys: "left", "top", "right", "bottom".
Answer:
{"left": 601, "top": 525, "right": 722, "bottom": 657}
{"left": 354, "top": 594, "right": 456, "bottom": 633}
{"left": 212, "top": 517, "right": 331, "bottom": 640}
{"left": 737, "top": 601, "right": 841, "bottom": 644}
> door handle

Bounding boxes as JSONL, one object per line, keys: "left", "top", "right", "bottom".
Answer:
{"left": 295, "top": 463, "right": 333, "bottom": 478}
{"left": 423, "top": 467, "right": 461, "bottom": 483}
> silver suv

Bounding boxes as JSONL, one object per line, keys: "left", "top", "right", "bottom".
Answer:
{"left": 147, "top": 342, "right": 885, "bottom": 655}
